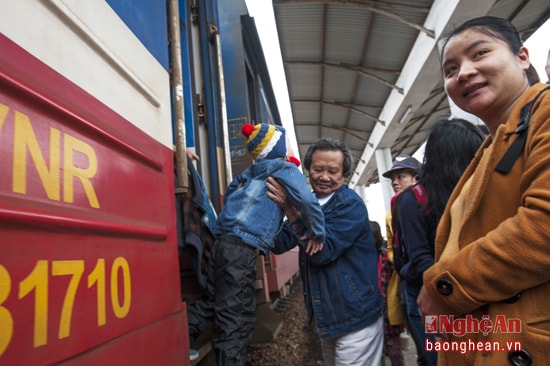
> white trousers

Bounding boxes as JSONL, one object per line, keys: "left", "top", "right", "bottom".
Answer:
{"left": 320, "top": 316, "right": 384, "bottom": 366}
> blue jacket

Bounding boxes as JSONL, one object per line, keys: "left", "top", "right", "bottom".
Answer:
{"left": 273, "top": 185, "right": 383, "bottom": 339}
{"left": 213, "top": 159, "right": 325, "bottom": 255}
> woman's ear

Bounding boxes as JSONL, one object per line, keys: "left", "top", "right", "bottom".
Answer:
{"left": 517, "top": 46, "right": 531, "bottom": 70}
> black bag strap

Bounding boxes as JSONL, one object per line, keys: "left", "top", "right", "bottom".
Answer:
{"left": 495, "top": 86, "right": 550, "bottom": 173}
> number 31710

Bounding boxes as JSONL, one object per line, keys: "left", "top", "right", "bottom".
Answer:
{"left": 0, "top": 257, "right": 131, "bottom": 357}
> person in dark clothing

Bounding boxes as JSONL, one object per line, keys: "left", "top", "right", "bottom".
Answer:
{"left": 394, "top": 117, "right": 486, "bottom": 366}
{"left": 383, "top": 155, "right": 421, "bottom": 354}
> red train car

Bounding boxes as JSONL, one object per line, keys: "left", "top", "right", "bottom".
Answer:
{"left": 0, "top": 13, "right": 187, "bottom": 366}
{"left": 1, "top": 0, "right": 299, "bottom": 364}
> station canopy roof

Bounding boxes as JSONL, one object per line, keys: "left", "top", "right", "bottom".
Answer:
{"left": 272, "top": 0, "right": 550, "bottom": 188}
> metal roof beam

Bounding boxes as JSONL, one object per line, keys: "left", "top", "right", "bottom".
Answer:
{"left": 340, "top": 62, "right": 404, "bottom": 93}
{"left": 286, "top": 60, "right": 402, "bottom": 93}
{"left": 274, "top": 0, "right": 435, "bottom": 37}
{"left": 293, "top": 98, "right": 383, "bottom": 123}
{"left": 299, "top": 123, "right": 370, "bottom": 142}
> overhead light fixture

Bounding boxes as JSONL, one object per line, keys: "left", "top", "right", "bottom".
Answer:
{"left": 399, "top": 105, "right": 413, "bottom": 124}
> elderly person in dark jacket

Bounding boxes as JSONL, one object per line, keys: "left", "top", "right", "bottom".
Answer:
{"left": 267, "top": 138, "right": 384, "bottom": 366}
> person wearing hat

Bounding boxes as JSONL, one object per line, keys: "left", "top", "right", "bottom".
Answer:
{"left": 382, "top": 154, "right": 421, "bottom": 366}
{"left": 382, "top": 155, "right": 422, "bottom": 195}
{"left": 384, "top": 155, "right": 422, "bottom": 273}
{"left": 383, "top": 154, "right": 421, "bottom": 271}
{"left": 187, "top": 123, "right": 325, "bottom": 366}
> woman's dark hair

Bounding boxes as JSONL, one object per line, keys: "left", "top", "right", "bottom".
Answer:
{"left": 526, "top": 64, "right": 541, "bottom": 85}
{"left": 369, "top": 220, "right": 385, "bottom": 255}
{"left": 441, "top": 16, "right": 523, "bottom": 56}
{"left": 440, "top": 16, "right": 538, "bottom": 85}
{"left": 303, "top": 138, "right": 353, "bottom": 178}
{"left": 419, "top": 117, "right": 487, "bottom": 223}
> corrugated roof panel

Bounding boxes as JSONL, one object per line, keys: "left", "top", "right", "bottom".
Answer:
{"left": 322, "top": 67, "right": 358, "bottom": 100}
{"left": 324, "top": 5, "right": 372, "bottom": 64}
{"left": 365, "top": 18, "right": 419, "bottom": 70}
{"left": 286, "top": 64, "right": 322, "bottom": 99}
{"left": 275, "top": 4, "right": 325, "bottom": 61}
{"left": 355, "top": 73, "right": 394, "bottom": 107}
{"left": 273, "top": 0, "right": 549, "bottom": 186}
{"left": 348, "top": 113, "right": 377, "bottom": 132}
{"left": 292, "top": 100, "right": 320, "bottom": 121}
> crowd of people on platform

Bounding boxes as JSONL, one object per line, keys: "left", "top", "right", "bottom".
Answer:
{"left": 185, "top": 15, "right": 550, "bottom": 366}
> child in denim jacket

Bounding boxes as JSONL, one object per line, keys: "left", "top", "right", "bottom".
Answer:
{"left": 187, "top": 123, "right": 325, "bottom": 366}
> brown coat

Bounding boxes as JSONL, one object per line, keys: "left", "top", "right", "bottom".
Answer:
{"left": 423, "top": 83, "right": 550, "bottom": 366}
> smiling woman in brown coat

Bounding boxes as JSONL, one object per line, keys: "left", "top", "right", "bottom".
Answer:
{"left": 417, "top": 16, "right": 550, "bottom": 366}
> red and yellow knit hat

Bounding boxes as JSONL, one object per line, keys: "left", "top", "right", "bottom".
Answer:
{"left": 242, "top": 123, "right": 287, "bottom": 162}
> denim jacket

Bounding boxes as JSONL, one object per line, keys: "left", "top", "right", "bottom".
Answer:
{"left": 213, "top": 159, "right": 325, "bottom": 255}
{"left": 273, "top": 185, "right": 383, "bottom": 339}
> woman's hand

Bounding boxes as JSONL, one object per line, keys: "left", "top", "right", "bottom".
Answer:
{"left": 417, "top": 285, "right": 445, "bottom": 317}
{"left": 266, "top": 177, "right": 300, "bottom": 221}
{"left": 417, "top": 285, "right": 450, "bottom": 339}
